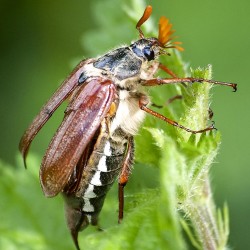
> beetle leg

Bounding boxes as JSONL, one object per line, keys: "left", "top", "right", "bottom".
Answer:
{"left": 151, "top": 94, "right": 183, "bottom": 109}
{"left": 166, "top": 94, "right": 183, "bottom": 105}
{"left": 151, "top": 68, "right": 214, "bottom": 116}
{"left": 139, "top": 95, "right": 215, "bottom": 133}
{"left": 158, "top": 63, "right": 188, "bottom": 88}
{"left": 157, "top": 63, "right": 237, "bottom": 92}
{"left": 118, "top": 137, "right": 134, "bottom": 223}
{"left": 158, "top": 63, "right": 178, "bottom": 78}
{"left": 142, "top": 77, "right": 237, "bottom": 92}
{"left": 208, "top": 108, "right": 214, "bottom": 120}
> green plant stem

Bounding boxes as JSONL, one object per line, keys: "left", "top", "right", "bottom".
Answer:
{"left": 185, "top": 176, "right": 219, "bottom": 250}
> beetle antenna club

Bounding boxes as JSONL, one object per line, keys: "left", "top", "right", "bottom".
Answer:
{"left": 136, "top": 5, "right": 152, "bottom": 38}
{"left": 19, "top": 5, "right": 237, "bottom": 250}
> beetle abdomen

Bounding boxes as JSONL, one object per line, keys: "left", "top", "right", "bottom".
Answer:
{"left": 81, "top": 141, "right": 124, "bottom": 218}
{"left": 63, "top": 131, "right": 127, "bottom": 233}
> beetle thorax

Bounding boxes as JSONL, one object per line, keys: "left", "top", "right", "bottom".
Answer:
{"left": 109, "top": 89, "right": 147, "bottom": 137}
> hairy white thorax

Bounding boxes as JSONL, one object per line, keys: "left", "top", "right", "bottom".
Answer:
{"left": 110, "top": 90, "right": 146, "bottom": 136}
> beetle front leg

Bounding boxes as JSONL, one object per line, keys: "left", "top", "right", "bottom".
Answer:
{"left": 139, "top": 95, "right": 215, "bottom": 134}
{"left": 142, "top": 77, "right": 237, "bottom": 91}
{"left": 158, "top": 63, "right": 178, "bottom": 78}
{"left": 118, "top": 137, "right": 134, "bottom": 223}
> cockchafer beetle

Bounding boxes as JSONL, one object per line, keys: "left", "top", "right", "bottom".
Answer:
{"left": 19, "top": 5, "right": 237, "bottom": 250}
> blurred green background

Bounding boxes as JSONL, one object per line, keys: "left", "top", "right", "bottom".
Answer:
{"left": 0, "top": 0, "right": 248, "bottom": 249}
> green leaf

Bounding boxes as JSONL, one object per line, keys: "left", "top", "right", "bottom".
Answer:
{"left": 0, "top": 156, "right": 74, "bottom": 250}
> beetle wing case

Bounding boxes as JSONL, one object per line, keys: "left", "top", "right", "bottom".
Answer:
{"left": 19, "top": 59, "right": 95, "bottom": 167}
{"left": 39, "top": 77, "right": 117, "bottom": 197}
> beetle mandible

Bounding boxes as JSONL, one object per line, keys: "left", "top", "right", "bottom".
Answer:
{"left": 19, "top": 5, "right": 237, "bottom": 250}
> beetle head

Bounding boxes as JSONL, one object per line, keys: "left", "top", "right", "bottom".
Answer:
{"left": 130, "top": 38, "right": 160, "bottom": 61}
{"left": 133, "top": 5, "right": 183, "bottom": 61}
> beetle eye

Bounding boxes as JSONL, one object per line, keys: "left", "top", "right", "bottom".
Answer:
{"left": 143, "top": 46, "right": 155, "bottom": 61}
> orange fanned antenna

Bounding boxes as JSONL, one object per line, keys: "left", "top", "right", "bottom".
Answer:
{"left": 136, "top": 5, "right": 153, "bottom": 38}
{"left": 158, "top": 16, "right": 184, "bottom": 51}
